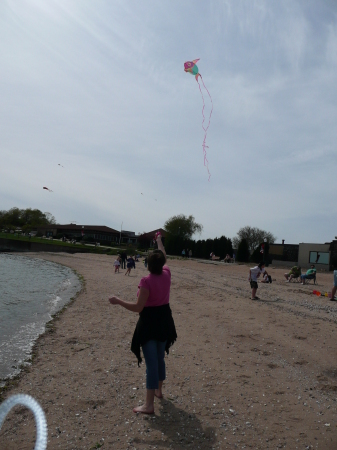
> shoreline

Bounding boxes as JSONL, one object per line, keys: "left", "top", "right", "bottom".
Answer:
{"left": 0, "top": 252, "right": 336, "bottom": 449}
{"left": 0, "top": 255, "right": 84, "bottom": 397}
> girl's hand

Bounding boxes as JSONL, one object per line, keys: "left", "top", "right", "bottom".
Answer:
{"left": 109, "top": 296, "right": 120, "bottom": 305}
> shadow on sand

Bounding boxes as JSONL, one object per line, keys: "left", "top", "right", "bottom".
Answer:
{"left": 133, "top": 398, "right": 217, "bottom": 449}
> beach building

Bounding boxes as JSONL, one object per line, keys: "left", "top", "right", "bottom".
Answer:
{"left": 269, "top": 239, "right": 336, "bottom": 271}
{"left": 120, "top": 230, "right": 138, "bottom": 245}
{"left": 268, "top": 242, "right": 299, "bottom": 266}
{"left": 35, "top": 224, "right": 121, "bottom": 244}
{"left": 298, "top": 242, "right": 331, "bottom": 271}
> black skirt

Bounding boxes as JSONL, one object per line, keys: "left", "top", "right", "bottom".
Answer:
{"left": 131, "top": 304, "right": 177, "bottom": 366}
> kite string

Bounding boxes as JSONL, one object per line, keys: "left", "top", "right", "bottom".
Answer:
{"left": 201, "top": 76, "right": 213, "bottom": 133}
{"left": 197, "top": 76, "right": 213, "bottom": 181}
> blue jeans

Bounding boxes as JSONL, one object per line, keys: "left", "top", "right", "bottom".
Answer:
{"left": 142, "top": 340, "right": 166, "bottom": 389}
{"left": 301, "top": 274, "right": 314, "bottom": 281}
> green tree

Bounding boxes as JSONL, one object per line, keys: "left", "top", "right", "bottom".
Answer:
{"left": 237, "top": 238, "right": 250, "bottom": 262}
{"left": 0, "top": 207, "right": 56, "bottom": 230}
{"left": 164, "top": 215, "right": 203, "bottom": 256}
{"left": 164, "top": 214, "right": 203, "bottom": 240}
{"left": 232, "top": 226, "right": 276, "bottom": 253}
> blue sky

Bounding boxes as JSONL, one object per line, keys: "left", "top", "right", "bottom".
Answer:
{"left": 1, "top": 0, "right": 336, "bottom": 244}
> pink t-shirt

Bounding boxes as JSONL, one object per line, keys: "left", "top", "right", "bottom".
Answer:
{"left": 138, "top": 266, "right": 171, "bottom": 307}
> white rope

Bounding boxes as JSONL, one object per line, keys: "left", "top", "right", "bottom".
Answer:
{"left": 0, "top": 394, "right": 47, "bottom": 450}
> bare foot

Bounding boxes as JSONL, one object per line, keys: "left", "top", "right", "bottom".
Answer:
{"left": 154, "top": 390, "right": 163, "bottom": 399}
{"left": 133, "top": 404, "right": 154, "bottom": 414}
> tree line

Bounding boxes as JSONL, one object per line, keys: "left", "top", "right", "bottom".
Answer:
{"left": 1, "top": 208, "right": 276, "bottom": 263}
{"left": 165, "top": 233, "right": 233, "bottom": 260}
{"left": 163, "top": 215, "right": 276, "bottom": 262}
{"left": 0, "top": 207, "right": 56, "bottom": 232}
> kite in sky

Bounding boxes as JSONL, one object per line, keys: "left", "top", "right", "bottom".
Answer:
{"left": 184, "top": 58, "right": 213, "bottom": 181}
{"left": 58, "top": 164, "right": 64, "bottom": 168}
{"left": 43, "top": 187, "right": 53, "bottom": 192}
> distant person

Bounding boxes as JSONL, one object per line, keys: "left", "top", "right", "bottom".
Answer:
{"left": 248, "top": 262, "right": 268, "bottom": 300}
{"left": 186, "top": 248, "right": 189, "bottom": 258}
{"left": 113, "top": 258, "right": 121, "bottom": 274}
{"left": 181, "top": 249, "right": 185, "bottom": 258}
{"left": 125, "top": 257, "right": 136, "bottom": 276}
{"left": 315, "top": 252, "right": 321, "bottom": 264}
{"left": 284, "top": 266, "right": 301, "bottom": 282}
{"left": 330, "top": 269, "right": 337, "bottom": 301}
{"left": 300, "top": 265, "right": 316, "bottom": 285}
{"left": 143, "top": 257, "right": 148, "bottom": 269}
{"left": 261, "top": 273, "right": 272, "bottom": 283}
{"left": 121, "top": 251, "right": 127, "bottom": 269}
{"left": 189, "top": 249, "right": 192, "bottom": 258}
{"left": 224, "top": 254, "right": 231, "bottom": 263}
{"left": 232, "top": 253, "right": 235, "bottom": 263}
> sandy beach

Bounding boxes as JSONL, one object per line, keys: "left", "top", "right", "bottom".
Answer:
{"left": 0, "top": 252, "right": 336, "bottom": 450}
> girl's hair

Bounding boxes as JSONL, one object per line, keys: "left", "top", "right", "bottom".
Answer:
{"left": 147, "top": 250, "right": 166, "bottom": 275}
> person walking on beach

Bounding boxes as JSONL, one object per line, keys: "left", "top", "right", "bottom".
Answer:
{"left": 109, "top": 233, "right": 177, "bottom": 414}
{"left": 121, "top": 251, "right": 127, "bottom": 269}
{"left": 248, "top": 262, "right": 268, "bottom": 300}
{"left": 125, "top": 256, "right": 136, "bottom": 276}
{"left": 113, "top": 258, "right": 121, "bottom": 274}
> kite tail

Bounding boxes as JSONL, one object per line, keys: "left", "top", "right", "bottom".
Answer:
{"left": 197, "top": 75, "right": 213, "bottom": 181}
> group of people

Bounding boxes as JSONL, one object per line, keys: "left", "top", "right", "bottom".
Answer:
{"left": 113, "top": 251, "right": 137, "bottom": 275}
{"left": 284, "top": 265, "right": 316, "bottom": 285}
{"left": 181, "top": 248, "right": 192, "bottom": 258}
{"left": 249, "top": 262, "right": 337, "bottom": 301}
{"left": 224, "top": 253, "right": 234, "bottom": 263}
{"left": 209, "top": 252, "right": 235, "bottom": 262}
{"left": 108, "top": 239, "right": 337, "bottom": 417}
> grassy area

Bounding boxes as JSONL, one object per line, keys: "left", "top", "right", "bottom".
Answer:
{"left": 0, "top": 233, "right": 151, "bottom": 256}
{"left": 0, "top": 232, "right": 118, "bottom": 255}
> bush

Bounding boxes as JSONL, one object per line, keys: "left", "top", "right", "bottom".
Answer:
{"left": 237, "top": 238, "right": 250, "bottom": 262}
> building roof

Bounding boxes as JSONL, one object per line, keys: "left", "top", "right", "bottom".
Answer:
{"left": 138, "top": 228, "right": 166, "bottom": 239}
{"left": 37, "top": 224, "right": 120, "bottom": 233}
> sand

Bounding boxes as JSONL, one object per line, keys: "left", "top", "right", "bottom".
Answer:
{"left": 0, "top": 252, "right": 336, "bottom": 450}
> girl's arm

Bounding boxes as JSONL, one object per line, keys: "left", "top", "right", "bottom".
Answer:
{"left": 109, "top": 287, "right": 149, "bottom": 313}
{"left": 156, "top": 234, "right": 166, "bottom": 261}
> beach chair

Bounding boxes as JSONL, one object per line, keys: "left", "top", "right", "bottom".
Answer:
{"left": 289, "top": 274, "right": 301, "bottom": 283}
{"left": 305, "top": 273, "right": 316, "bottom": 285}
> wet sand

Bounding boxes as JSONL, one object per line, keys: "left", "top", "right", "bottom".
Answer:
{"left": 0, "top": 252, "right": 336, "bottom": 449}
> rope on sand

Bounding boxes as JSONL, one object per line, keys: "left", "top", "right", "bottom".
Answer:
{"left": 0, "top": 394, "right": 47, "bottom": 450}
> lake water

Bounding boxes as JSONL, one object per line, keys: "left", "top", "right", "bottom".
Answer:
{"left": 0, "top": 253, "right": 81, "bottom": 383}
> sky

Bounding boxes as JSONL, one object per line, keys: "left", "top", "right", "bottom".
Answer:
{"left": 1, "top": 0, "right": 336, "bottom": 244}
